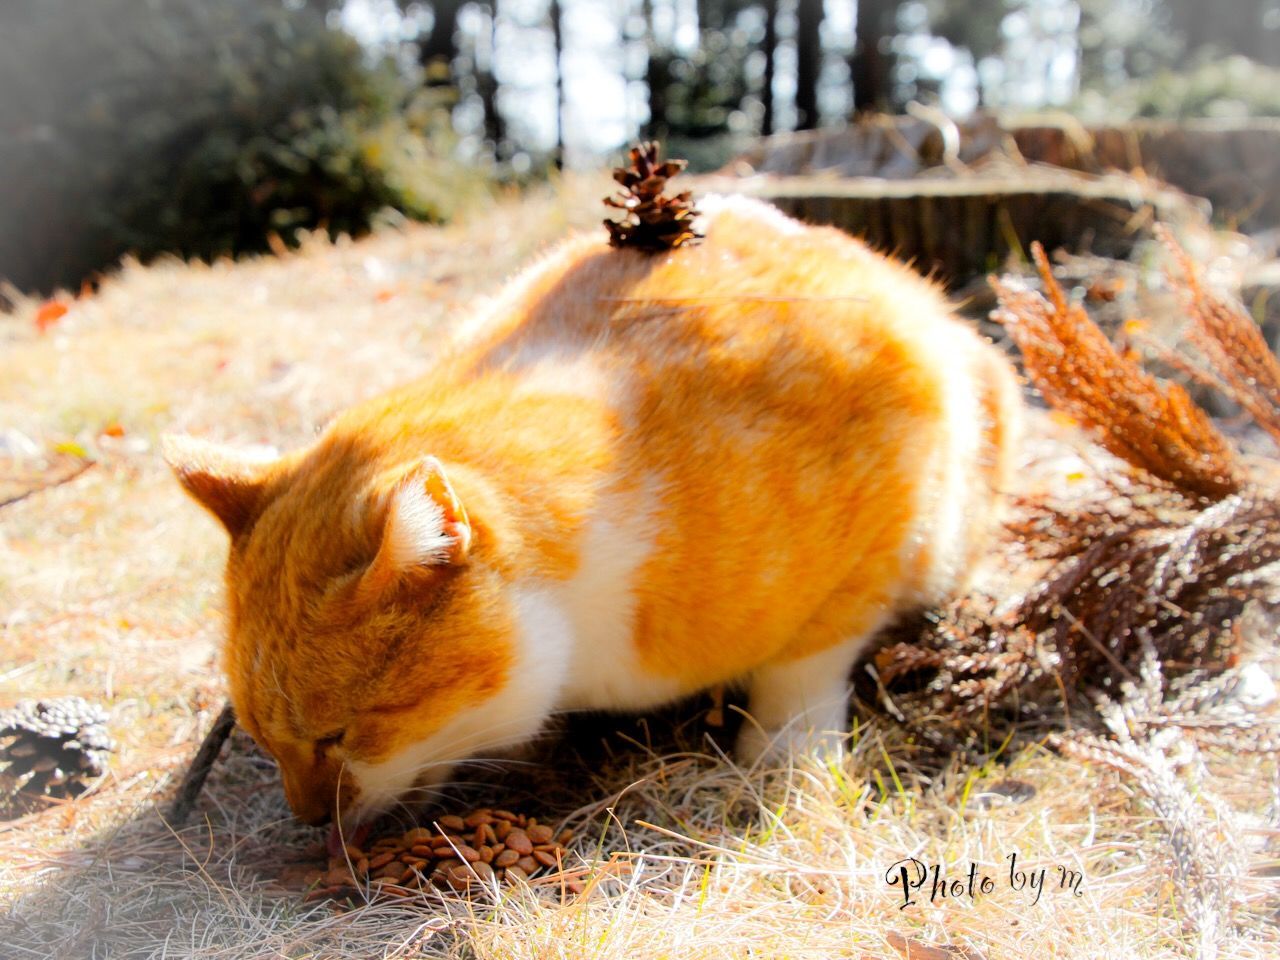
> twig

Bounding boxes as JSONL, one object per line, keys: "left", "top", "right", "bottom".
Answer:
{"left": 169, "top": 702, "right": 236, "bottom": 826}
{"left": 0, "top": 459, "right": 96, "bottom": 509}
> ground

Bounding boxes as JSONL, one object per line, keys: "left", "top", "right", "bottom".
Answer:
{"left": 0, "top": 179, "right": 1276, "bottom": 959}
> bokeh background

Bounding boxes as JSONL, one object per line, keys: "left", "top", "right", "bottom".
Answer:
{"left": 3, "top": 0, "right": 1278, "bottom": 300}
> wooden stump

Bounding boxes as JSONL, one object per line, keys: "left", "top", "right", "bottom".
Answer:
{"left": 726, "top": 116, "right": 1280, "bottom": 234}
{"left": 703, "top": 172, "right": 1207, "bottom": 288}
{"left": 1012, "top": 118, "right": 1280, "bottom": 231}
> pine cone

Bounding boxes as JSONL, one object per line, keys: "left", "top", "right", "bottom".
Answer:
{"left": 604, "top": 141, "right": 703, "bottom": 252}
{"left": 0, "top": 697, "right": 113, "bottom": 809}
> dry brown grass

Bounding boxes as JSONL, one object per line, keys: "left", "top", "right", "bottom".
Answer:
{"left": 1, "top": 187, "right": 1277, "bottom": 959}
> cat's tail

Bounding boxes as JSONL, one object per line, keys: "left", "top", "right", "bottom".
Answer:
{"left": 953, "top": 340, "right": 1025, "bottom": 585}
{"left": 974, "top": 341, "right": 1024, "bottom": 508}
{"left": 902, "top": 335, "right": 1023, "bottom": 608}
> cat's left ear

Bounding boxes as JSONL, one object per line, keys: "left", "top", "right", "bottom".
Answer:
{"left": 362, "top": 456, "right": 471, "bottom": 596}
{"left": 162, "top": 435, "right": 279, "bottom": 538}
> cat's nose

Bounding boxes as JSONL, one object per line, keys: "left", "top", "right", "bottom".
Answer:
{"left": 281, "top": 772, "right": 334, "bottom": 825}
{"left": 291, "top": 796, "right": 333, "bottom": 826}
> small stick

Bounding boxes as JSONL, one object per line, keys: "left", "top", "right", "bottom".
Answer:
{"left": 0, "top": 459, "right": 95, "bottom": 510}
{"left": 169, "top": 702, "right": 236, "bottom": 825}
{"left": 705, "top": 685, "right": 726, "bottom": 728}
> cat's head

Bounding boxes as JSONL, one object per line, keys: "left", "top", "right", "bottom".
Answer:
{"left": 163, "top": 435, "right": 556, "bottom": 830}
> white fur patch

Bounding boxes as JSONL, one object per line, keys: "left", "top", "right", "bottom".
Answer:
{"left": 737, "top": 638, "right": 867, "bottom": 764}
{"left": 343, "top": 484, "right": 678, "bottom": 823}
{"left": 346, "top": 589, "right": 571, "bottom": 823}
{"left": 695, "top": 193, "right": 806, "bottom": 238}
{"left": 386, "top": 482, "right": 455, "bottom": 568}
{"left": 551, "top": 481, "right": 686, "bottom": 711}
{"left": 895, "top": 317, "right": 985, "bottom": 605}
{"left": 509, "top": 354, "right": 609, "bottom": 402}
{"left": 928, "top": 330, "right": 982, "bottom": 589}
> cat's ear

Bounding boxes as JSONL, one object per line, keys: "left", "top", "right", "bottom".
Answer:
{"left": 162, "top": 435, "right": 278, "bottom": 538}
{"left": 362, "top": 456, "right": 471, "bottom": 596}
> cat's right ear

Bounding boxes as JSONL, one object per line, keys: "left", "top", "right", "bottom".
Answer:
{"left": 162, "top": 435, "right": 278, "bottom": 538}
{"left": 357, "top": 456, "right": 471, "bottom": 602}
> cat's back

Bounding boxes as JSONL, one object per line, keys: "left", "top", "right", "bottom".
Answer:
{"left": 321, "top": 195, "right": 1019, "bottom": 695}
{"left": 453, "top": 194, "right": 963, "bottom": 391}
{"left": 426, "top": 196, "right": 1020, "bottom": 689}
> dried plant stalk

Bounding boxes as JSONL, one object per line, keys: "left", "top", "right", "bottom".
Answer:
{"left": 878, "top": 485, "right": 1279, "bottom": 725}
{"left": 1018, "top": 491, "right": 1278, "bottom": 689}
{"left": 877, "top": 240, "right": 1280, "bottom": 956}
{"left": 1159, "top": 226, "right": 1280, "bottom": 447}
{"left": 1053, "top": 728, "right": 1240, "bottom": 959}
{"left": 1051, "top": 646, "right": 1271, "bottom": 960}
{"left": 991, "top": 244, "right": 1241, "bottom": 500}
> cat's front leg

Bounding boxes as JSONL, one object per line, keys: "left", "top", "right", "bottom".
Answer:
{"left": 734, "top": 639, "right": 868, "bottom": 765}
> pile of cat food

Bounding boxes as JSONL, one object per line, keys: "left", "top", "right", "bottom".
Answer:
{"left": 296, "top": 808, "right": 579, "bottom": 902}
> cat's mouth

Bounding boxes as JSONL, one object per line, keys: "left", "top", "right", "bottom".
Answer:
{"left": 326, "top": 820, "right": 372, "bottom": 858}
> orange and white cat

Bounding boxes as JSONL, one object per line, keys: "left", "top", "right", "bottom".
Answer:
{"left": 166, "top": 195, "right": 1020, "bottom": 835}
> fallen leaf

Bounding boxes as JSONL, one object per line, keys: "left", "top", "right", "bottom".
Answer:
{"left": 34, "top": 301, "right": 69, "bottom": 334}
{"left": 971, "top": 777, "right": 1038, "bottom": 810}
{"left": 886, "top": 931, "right": 986, "bottom": 960}
{"left": 53, "top": 441, "right": 89, "bottom": 458}
{"left": 266, "top": 232, "right": 290, "bottom": 258}
{"left": 1086, "top": 278, "right": 1124, "bottom": 302}
{"left": 277, "top": 863, "right": 324, "bottom": 889}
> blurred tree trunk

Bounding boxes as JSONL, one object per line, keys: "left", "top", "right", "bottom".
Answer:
{"left": 852, "top": 0, "right": 895, "bottom": 113}
{"left": 420, "top": 0, "right": 462, "bottom": 85}
{"left": 1167, "top": 0, "right": 1219, "bottom": 53}
{"left": 550, "top": 0, "right": 565, "bottom": 168}
{"left": 761, "top": 0, "right": 778, "bottom": 135}
{"left": 1075, "top": 0, "right": 1103, "bottom": 91}
{"left": 1167, "top": 0, "right": 1276, "bottom": 64}
{"left": 1230, "top": 0, "right": 1273, "bottom": 65}
{"left": 794, "top": 0, "right": 822, "bottom": 129}
{"left": 643, "top": 0, "right": 668, "bottom": 137}
{"left": 478, "top": 3, "right": 504, "bottom": 156}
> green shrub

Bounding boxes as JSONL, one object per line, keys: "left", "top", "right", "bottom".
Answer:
{"left": 1076, "top": 55, "right": 1280, "bottom": 123}
{"left": 0, "top": 0, "right": 484, "bottom": 296}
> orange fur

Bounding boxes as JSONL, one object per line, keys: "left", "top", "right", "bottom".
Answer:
{"left": 166, "top": 196, "right": 1021, "bottom": 827}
